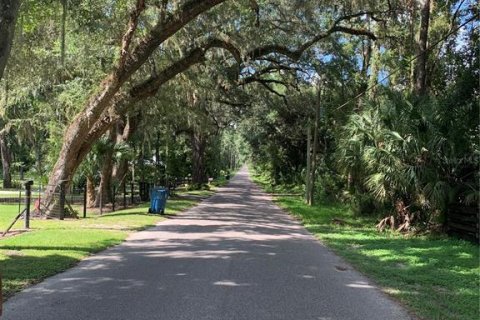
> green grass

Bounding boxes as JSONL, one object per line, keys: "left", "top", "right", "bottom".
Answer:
{"left": 179, "top": 189, "right": 215, "bottom": 197}
{"left": 210, "top": 176, "right": 230, "bottom": 188}
{"left": 251, "top": 171, "right": 480, "bottom": 320}
{"left": 0, "top": 204, "right": 22, "bottom": 230}
{"left": 0, "top": 192, "right": 203, "bottom": 298}
{"left": 0, "top": 190, "right": 42, "bottom": 199}
{"left": 210, "top": 167, "right": 242, "bottom": 188}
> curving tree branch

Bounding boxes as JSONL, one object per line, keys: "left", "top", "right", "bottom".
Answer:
{"left": 118, "top": 0, "right": 146, "bottom": 68}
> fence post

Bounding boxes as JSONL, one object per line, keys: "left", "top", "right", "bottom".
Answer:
{"left": 83, "top": 186, "right": 87, "bottom": 218}
{"left": 59, "top": 181, "right": 66, "bottom": 220}
{"left": 24, "top": 180, "right": 33, "bottom": 229}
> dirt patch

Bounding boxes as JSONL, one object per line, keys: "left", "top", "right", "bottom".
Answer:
{"left": 1, "top": 229, "right": 30, "bottom": 239}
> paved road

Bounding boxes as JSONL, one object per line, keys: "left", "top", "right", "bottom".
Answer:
{"left": 3, "top": 167, "right": 411, "bottom": 320}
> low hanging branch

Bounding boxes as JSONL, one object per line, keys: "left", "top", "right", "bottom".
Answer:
{"left": 83, "top": 7, "right": 382, "bottom": 139}
{"left": 85, "top": 13, "right": 381, "bottom": 145}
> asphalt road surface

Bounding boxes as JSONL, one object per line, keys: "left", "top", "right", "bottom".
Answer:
{"left": 3, "top": 167, "right": 411, "bottom": 320}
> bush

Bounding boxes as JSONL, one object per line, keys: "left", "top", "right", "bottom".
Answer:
{"left": 185, "top": 183, "right": 210, "bottom": 191}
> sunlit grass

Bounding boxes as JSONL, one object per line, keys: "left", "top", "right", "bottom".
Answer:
{"left": 0, "top": 190, "right": 41, "bottom": 199}
{"left": 0, "top": 205, "right": 22, "bottom": 230}
{"left": 251, "top": 171, "right": 480, "bottom": 320}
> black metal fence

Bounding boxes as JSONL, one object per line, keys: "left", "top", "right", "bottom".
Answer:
{"left": 41, "top": 182, "right": 144, "bottom": 219}
{"left": 0, "top": 181, "right": 145, "bottom": 219}
{"left": 0, "top": 176, "right": 192, "bottom": 224}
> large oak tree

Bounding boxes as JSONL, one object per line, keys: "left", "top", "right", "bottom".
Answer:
{"left": 42, "top": 0, "right": 382, "bottom": 214}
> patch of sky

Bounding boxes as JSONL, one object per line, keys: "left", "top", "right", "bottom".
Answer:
{"left": 377, "top": 69, "right": 389, "bottom": 86}
{"left": 451, "top": 0, "right": 477, "bottom": 51}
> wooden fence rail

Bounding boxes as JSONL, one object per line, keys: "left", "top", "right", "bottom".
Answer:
{"left": 447, "top": 206, "right": 479, "bottom": 243}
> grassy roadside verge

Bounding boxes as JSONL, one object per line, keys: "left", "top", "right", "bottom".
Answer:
{"left": 0, "top": 190, "right": 208, "bottom": 298}
{"left": 250, "top": 171, "right": 479, "bottom": 320}
{"left": 210, "top": 168, "right": 240, "bottom": 188}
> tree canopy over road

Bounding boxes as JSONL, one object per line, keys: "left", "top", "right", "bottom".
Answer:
{"left": 0, "top": 2, "right": 479, "bottom": 319}
{"left": 0, "top": 0, "right": 478, "bottom": 231}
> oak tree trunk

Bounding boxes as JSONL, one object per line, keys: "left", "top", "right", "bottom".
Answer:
{"left": 112, "top": 115, "right": 140, "bottom": 187}
{"left": 414, "top": 0, "right": 431, "bottom": 96}
{"left": 95, "top": 155, "right": 113, "bottom": 207}
{"left": 86, "top": 175, "right": 96, "bottom": 208}
{"left": 307, "top": 86, "right": 321, "bottom": 206}
{"left": 191, "top": 130, "right": 207, "bottom": 185}
{"left": 95, "top": 130, "right": 116, "bottom": 207}
{"left": 0, "top": 0, "right": 20, "bottom": 80}
{"left": 0, "top": 132, "right": 12, "bottom": 188}
{"left": 409, "top": 1, "right": 417, "bottom": 88}
{"left": 305, "top": 126, "right": 312, "bottom": 204}
{"left": 113, "top": 159, "right": 129, "bottom": 188}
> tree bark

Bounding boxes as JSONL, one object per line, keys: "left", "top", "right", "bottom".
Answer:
{"left": 95, "top": 129, "right": 116, "bottom": 207}
{"left": 414, "top": 0, "right": 431, "bottom": 96}
{"left": 0, "top": 0, "right": 20, "bottom": 81}
{"left": 191, "top": 130, "right": 207, "bottom": 185}
{"left": 307, "top": 86, "right": 321, "bottom": 206}
{"left": 0, "top": 131, "right": 12, "bottom": 188}
{"left": 112, "top": 115, "right": 140, "bottom": 187}
{"left": 107, "top": 120, "right": 127, "bottom": 185}
{"left": 361, "top": 37, "right": 372, "bottom": 77}
{"left": 86, "top": 174, "right": 96, "bottom": 208}
{"left": 367, "top": 42, "right": 380, "bottom": 99}
{"left": 408, "top": 1, "right": 417, "bottom": 88}
{"left": 95, "top": 155, "right": 113, "bottom": 207}
{"left": 305, "top": 126, "right": 312, "bottom": 204}
{"left": 113, "top": 158, "right": 129, "bottom": 188}
{"left": 356, "top": 37, "right": 372, "bottom": 110}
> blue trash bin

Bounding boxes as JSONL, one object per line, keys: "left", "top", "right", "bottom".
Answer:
{"left": 148, "top": 187, "right": 168, "bottom": 214}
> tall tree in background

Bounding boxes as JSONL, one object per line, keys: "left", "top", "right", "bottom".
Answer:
{"left": 414, "top": 0, "right": 431, "bottom": 95}
{"left": 0, "top": 0, "right": 21, "bottom": 189}
{"left": 0, "top": 130, "right": 12, "bottom": 188}
{"left": 0, "top": 0, "right": 20, "bottom": 80}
